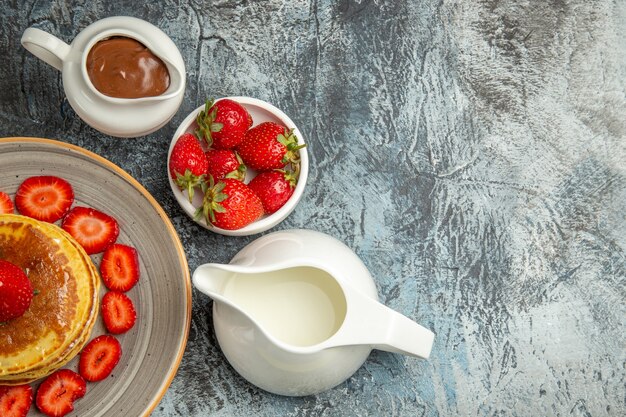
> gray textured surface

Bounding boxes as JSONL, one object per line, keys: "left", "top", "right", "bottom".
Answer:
{"left": 1, "top": 0, "right": 625, "bottom": 416}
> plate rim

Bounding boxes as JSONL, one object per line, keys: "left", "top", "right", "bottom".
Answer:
{"left": 0, "top": 136, "right": 192, "bottom": 417}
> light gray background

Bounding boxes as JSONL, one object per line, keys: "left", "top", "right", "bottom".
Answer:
{"left": 1, "top": 1, "right": 624, "bottom": 416}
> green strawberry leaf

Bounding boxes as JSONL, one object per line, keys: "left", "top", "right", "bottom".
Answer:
{"left": 175, "top": 169, "right": 206, "bottom": 203}
{"left": 213, "top": 181, "right": 226, "bottom": 193}
{"left": 196, "top": 99, "right": 218, "bottom": 147}
{"left": 197, "top": 179, "right": 231, "bottom": 226}
{"left": 276, "top": 128, "right": 306, "bottom": 166}
{"left": 214, "top": 192, "right": 227, "bottom": 203}
{"left": 224, "top": 154, "right": 247, "bottom": 181}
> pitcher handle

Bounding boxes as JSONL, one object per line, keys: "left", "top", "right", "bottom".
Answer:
{"left": 21, "top": 28, "right": 71, "bottom": 71}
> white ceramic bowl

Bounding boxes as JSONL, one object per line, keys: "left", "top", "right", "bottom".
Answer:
{"left": 167, "top": 96, "right": 309, "bottom": 236}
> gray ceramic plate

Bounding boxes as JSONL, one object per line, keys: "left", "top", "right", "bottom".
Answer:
{"left": 0, "top": 138, "right": 191, "bottom": 417}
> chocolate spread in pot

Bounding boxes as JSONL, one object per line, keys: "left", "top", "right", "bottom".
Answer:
{"left": 86, "top": 36, "right": 170, "bottom": 99}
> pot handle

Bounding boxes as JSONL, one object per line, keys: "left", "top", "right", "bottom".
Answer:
{"left": 21, "top": 27, "right": 71, "bottom": 71}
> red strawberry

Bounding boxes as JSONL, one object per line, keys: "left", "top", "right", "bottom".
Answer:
{"left": 236, "top": 122, "right": 305, "bottom": 171}
{"left": 61, "top": 206, "right": 119, "bottom": 255}
{"left": 196, "top": 99, "right": 252, "bottom": 149}
{"left": 0, "top": 260, "right": 33, "bottom": 322}
{"left": 100, "top": 244, "right": 140, "bottom": 292}
{"left": 0, "top": 192, "right": 14, "bottom": 214}
{"left": 169, "top": 133, "right": 208, "bottom": 202}
{"left": 0, "top": 384, "right": 33, "bottom": 417}
{"left": 78, "top": 335, "right": 122, "bottom": 382}
{"left": 248, "top": 170, "right": 297, "bottom": 214}
{"left": 206, "top": 149, "right": 246, "bottom": 182}
{"left": 35, "top": 369, "right": 86, "bottom": 417}
{"left": 197, "top": 178, "right": 263, "bottom": 230}
{"left": 101, "top": 291, "right": 137, "bottom": 334}
{"left": 15, "top": 176, "right": 74, "bottom": 222}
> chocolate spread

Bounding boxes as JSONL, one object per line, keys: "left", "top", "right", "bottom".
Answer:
{"left": 86, "top": 36, "right": 170, "bottom": 99}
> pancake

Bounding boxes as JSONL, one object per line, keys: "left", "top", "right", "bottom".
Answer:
{"left": 0, "top": 214, "right": 99, "bottom": 384}
{"left": 0, "top": 240, "right": 99, "bottom": 384}
{"left": 0, "top": 250, "right": 99, "bottom": 385}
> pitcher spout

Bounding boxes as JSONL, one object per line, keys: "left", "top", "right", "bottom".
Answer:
{"left": 324, "top": 284, "right": 434, "bottom": 359}
{"left": 144, "top": 55, "right": 185, "bottom": 101}
{"left": 192, "top": 263, "right": 239, "bottom": 301}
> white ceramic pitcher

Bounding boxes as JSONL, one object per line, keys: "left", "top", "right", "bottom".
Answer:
{"left": 21, "top": 16, "right": 185, "bottom": 137}
{"left": 193, "top": 229, "right": 435, "bottom": 396}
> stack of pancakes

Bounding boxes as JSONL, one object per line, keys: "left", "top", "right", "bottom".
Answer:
{"left": 0, "top": 214, "right": 99, "bottom": 385}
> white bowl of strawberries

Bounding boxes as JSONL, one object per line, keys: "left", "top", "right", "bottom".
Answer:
{"left": 167, "top": 96, "right": 308, "bottom": 236}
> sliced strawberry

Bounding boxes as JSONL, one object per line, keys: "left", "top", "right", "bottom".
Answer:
{"left": 102, "top": 291, "right": 137, "bottom": 334}
{"left": 15, "top": 176, "right": 74, "bottom": 222}
{"left": 78, "top": 335, "right": 122, "bottom": 382}
{"left": 100, "top": 244, "right": 140, "bottom": 292}
{"left": 35, "top": 369, "right": 86, "bottom": 417}
{"left": 0, "top": 384, "right": 33, "bottom": 417}
{"left": 0, "top": 192, "right": 14, "bottom": 214}
{"left": 61, "top": 206, "right": 119, "bottom": 254}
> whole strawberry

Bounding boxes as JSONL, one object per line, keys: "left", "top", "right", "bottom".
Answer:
{"left": 237, "top": 122, "right": 305, "bottom": 171}
{"left": 169, "top": 133, "right": 208, "bottom": 202}
{"left": 196, "top": 178, "right": 263, "bottom": 230}
{"left": 206, "top": 149, "right": 247, "bottom": 182}
{"left": 0, "top": 260, "right": 33, "bottom": 322}
{"left": 196, "top": 99, "right": 252, "bottom": 149}
{"left": 248, "top": 170, "right": 296, "bottom": 214}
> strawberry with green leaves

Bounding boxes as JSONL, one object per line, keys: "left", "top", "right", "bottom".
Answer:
{"left": 248, "top": 170, "right": 297, "bottom": 215}
{"left": 196, "top": 99, "right": 252, "bottom": 149}
{"left": 169, "top": 133, "right": 208, "bottom": 202}
{"left": 236, "top": 122, "right": 305, "bottom": 171}
{"left": 206, "top": 149, "right": 246, "bottom": 182}
{"left": 197, "top": 177, "right": 263, "bottom": 230}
